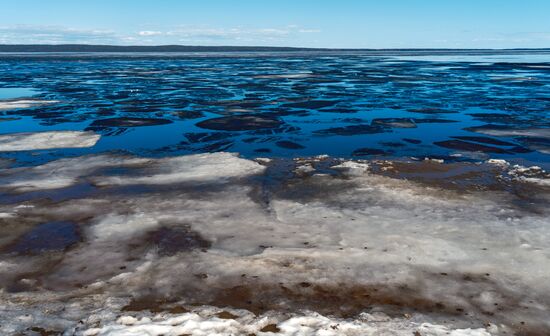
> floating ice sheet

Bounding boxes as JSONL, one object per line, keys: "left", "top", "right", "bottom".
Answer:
{"left": 0, "top": 99, "right": 57, "bottom": 110}
{"left": 0, "top": 131, "right": 100, "bottom": 152}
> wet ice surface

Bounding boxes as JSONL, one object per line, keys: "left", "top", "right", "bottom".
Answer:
{"left": 0, "top": 51, "right": 549, "bottom": 167}
{"left": 0, "top": 153, "right": 549, "bottom": 335}
{"left": 1, "top": 51, "right": 550, "bottom": 335}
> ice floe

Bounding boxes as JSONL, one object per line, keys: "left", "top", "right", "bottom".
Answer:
{"left": 0, "top": 131, "right": 100, "bottom": 152}
{"left": 465, "top": 126, "right": 550, "bottom": 139}
{"left": 0, "top": 99, "right": 57, "bottom": 110}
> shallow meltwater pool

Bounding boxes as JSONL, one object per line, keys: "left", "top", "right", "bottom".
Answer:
{"left": 0, "top": 51, "right": 549, "bottom": 336}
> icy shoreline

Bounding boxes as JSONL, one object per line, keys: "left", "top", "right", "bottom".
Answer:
{"left": 0, "top": 300, "right": 493, "bottom": 336}
{"left": 0, "top": 153, "right": 549, "bottom": 335}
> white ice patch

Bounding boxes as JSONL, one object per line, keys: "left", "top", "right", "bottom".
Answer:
{"left": 95, "top": 152, "right": 264, "bottom": 186}
{"left": 0, "top": 131, "right": 100, "bottom": 151}
{"left": 485, "top": 159, "right": 509, "bottom": 167}
{"left": 331, "top": 161, "right": 369, "bottom": 176}
{"left": 294, "top": 163, "right": 316, "bottom": 175}
{"left": 424, "top": 157, "right": 445, "bottom": 163}
{"left": 80, "top": 307, "right": 492, "bottom": 336}
{"left": 0, "top": 152, "right": 263, "bottom": 193}
{"left": 419, "top": 323, "right": 492, "bottom": 336}
{"left": 508, "top": 164, "right": 550, "bottom": 186}
{"left": 0, "top": 155, "right": 149, "bottom": 192}
{"left": 0, "top": 99, "right": 58, "bottom": 110}
{"left": 0, "top": 212, "right": 15, "bottom": 218}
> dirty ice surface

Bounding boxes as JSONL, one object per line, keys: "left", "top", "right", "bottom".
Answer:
{"left": 1, "top": 51, "right": 550, "bottom": 335}
{"left": 0, "top": 152, "right": 549, "bottom": 335}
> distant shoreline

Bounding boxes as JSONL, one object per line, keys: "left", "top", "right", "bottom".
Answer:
{"left": 1, "top": 44, "right": 550, "bottom": 53}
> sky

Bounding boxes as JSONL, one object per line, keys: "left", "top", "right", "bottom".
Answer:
{"left": 1, "top": 0, "right": 550, "bottom": 48}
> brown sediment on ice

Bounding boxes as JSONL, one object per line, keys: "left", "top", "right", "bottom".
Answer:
{"left": 121, "top": 296, "right": 190, "bottom": 315}
{"left": 369, "top": 159, "right": 549, "bottom": 195}
{"left": 0, "top": 153, "right": 549, "bottom": 334}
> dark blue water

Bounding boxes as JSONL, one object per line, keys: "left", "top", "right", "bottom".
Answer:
{"left": 1, "top": 52, "right": 549, "bottom": 167}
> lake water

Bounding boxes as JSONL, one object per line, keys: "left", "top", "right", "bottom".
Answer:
{"left": 1, "top": 51, "right": 549, "bottom": 167}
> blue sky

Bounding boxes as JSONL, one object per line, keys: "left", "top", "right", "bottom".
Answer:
{"left": 1, "top": 0, "right": 550, "bottom": 48}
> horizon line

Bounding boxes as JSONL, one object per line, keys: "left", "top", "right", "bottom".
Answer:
{"left": 1, "top": 44, "right": 550, "bottom": 52}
